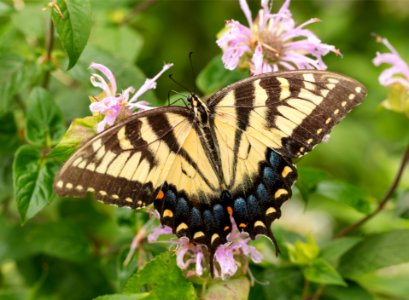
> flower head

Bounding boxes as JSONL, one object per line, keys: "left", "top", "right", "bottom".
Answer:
{"left": 89, "top": 63, "right": 173, "bottom": 132}
{"left": 148, "top": 216, "right": 262, "bottom": 279}
{"left": 373, "top": 37, "right": 409, "bottom": 88}
{"left": 217, "top": 0, "right": 339, "bottom": 75}
{"left": 373, "top": 37, "right": 409, "bottom": 117}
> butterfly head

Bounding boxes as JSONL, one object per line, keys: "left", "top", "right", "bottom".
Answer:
{"left": 188, "top": 92, "right": 210, "bottom": 125}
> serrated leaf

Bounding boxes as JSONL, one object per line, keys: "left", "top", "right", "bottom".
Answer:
{"left": 26, "top": 87, "right": 66, "bottom": 147}
{"left": 296, "top": 167, "right": 328, "bottom": 201}
{"left": 303, "top": 258, "right": 346, "bottom": 286}
{"left": 197, "top": 55, "right": 248, "bottom": 95}
{"left": 317, "top": 180, "right": 372, "bottom": 213}
{"left": 13, "top": 145, "right": 59, "bottom": 222}
{"left": 339, "top": 230, "right": 409, "bottom": 278}
{"left": 124, "top": 251, "right": 197, "bottom": 300}
{"left": 202, "top": 277, "right": 250, "bottom": 300}
{"left": 51, "top": 0, "right": 91, "bottom": 69}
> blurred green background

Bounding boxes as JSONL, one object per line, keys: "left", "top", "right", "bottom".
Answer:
{"left": 1, "top": 0, "right": 409, "bottom": 299}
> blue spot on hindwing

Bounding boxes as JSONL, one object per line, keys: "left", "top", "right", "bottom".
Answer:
{"left": 256, "top": 183, "right": 270, "bottom": 207}
{"left": 190, "top": 207, "right": 202, "bottom": 228}
{"left": 263, "top": 166, "right": 275, "bottom": 184}
{"left": 269, "top": 150, "right": 281, "bottom": 168}
{"left": 234, "top": 197, "right": 249, "bottom": 220}
{"left": 246, "top": 195, "right": 261, "bottom": 218}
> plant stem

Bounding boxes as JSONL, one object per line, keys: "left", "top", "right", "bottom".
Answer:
{"left": 301, "top": 278, "right": 310, "bottom": 299}
{"left": 42, "top": 18, "right": 54, "bottom": 88}
{"left": 335, "top": 142, "right": 409, "bottom": 238}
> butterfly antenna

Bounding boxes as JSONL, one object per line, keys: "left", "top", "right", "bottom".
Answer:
{"left": 167, "top": 90, "right": 188, "bottom": 107}
{"left": 169, "top": 74, "right": 190, "bottom": 91}
{"left": 189, "top": 51, "right": 197, "bottom": 94}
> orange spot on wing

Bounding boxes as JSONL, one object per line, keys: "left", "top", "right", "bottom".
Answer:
{"left": 156, "top": 190, "right": 164, "bottom": 200}
{"left": 227, "top": 206, "right": 233, "bottom": 216}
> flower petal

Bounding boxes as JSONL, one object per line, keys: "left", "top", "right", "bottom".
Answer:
{"left": 129, "top": 63, "right": 173, "bottom": 104}
{"left": 239, "top": 0, "right": 253, "bottom": 27}
{"left": 90, "top": 63, "right": 117, "bottom": 95}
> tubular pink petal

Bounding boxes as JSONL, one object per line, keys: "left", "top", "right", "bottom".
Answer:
{"left": 278, "top": 0, "right": 291, "bottom": 14}
{"left": 195, "top": 251, "right": 204, "bottom": 276}
{"left": 129, "top": 63, "right": 173, "bottom": 104}
{"left": 373, "top": 38, "right": 409, "bottom": 87}
{"left": 90, "top": 63, "right": 117, "bottom": 95}
{"left": 148, "top": 225, "right": 173, "bottom": 243}
{"left": 239, "top": 0, "right": 253, "bottom": 27}
{"left": 90, "top": 74, "right": 114, "bottom": 97}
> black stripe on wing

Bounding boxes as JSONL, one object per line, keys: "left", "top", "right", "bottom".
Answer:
{"left": 54, "top": 107, "right": 193, "bottom": 209}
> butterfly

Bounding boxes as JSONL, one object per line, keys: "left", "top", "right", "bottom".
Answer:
{"left": 54, "top": 70, "right": 367, "bottom": 255}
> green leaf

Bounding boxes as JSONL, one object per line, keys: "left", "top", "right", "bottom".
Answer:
{"left": 28, "top": 221, "right": 92, "bottom": 263}
{"left": 94, "top": 293, "right": 149, "bottom": 300}
{"left": 339, "top": 230, "right": 409, "bottom": 278}
{"left": 197, "top": 55, "right": 248, "bottom": 96}
{"left": 0, "top": 155, "right": 13, "bottom": 203}
{"left": 48, "top": 116, "right": 97, "bottom": 162}
{"left": 201, "top": 277, "right": 250, "bottom": 300}
{"left": 324, "top": 281, "right": 373, "bottom": 300}
{"left": 0, "top": 112, "right": 20, "bottom": 154}
{"left": 0, "top": 49, "right": 40, "bottom": 114}
{"left": 316, "top": 180, "right": 372, "bottom": 213}
{"left": 91, "top": 25, "right": 143, "bottom": 63}
{"left": 124, "top": 251, "right": 197, "bottom": 300}
{"left": 0, "top": 219, "right": 91, "bottom": 263}
{"left": 0, "top": 216, "right": 36, "bottom": 262}
{"left": 255, "top": 266, "right": 304, "bottom": 300}
{"left": 303, "top": 258, "right": 346, "bottom": 286}
{"left": 26, "top": 87, "right": 66, "bottom": 147}
{"left": 13, "top": 145, "right": 59, "bottom": 222}
{"left": 286, "top": 236, "right": 319, "bottom": 265}
{"left": 296, "top": 167, "right": 328, "bottom": 201}
{"left": 320, "top": 237, "right": 362, "bottom": 263}
{"left": 396, "top": 190, "right": 409, "bottom": 219}
{"left": 51, "top": 0, "right": 92, "bottom": 69}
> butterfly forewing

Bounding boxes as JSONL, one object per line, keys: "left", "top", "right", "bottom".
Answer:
{"left": 208, "top": 70, "right": 367, "bottom": 158}
{"left": 54, "top": 107, "right": 196, "bottom": 208}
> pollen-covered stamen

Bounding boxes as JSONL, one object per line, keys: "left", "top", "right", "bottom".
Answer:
{"left": 256, "top": 26, "right": 285, "bottom": 63}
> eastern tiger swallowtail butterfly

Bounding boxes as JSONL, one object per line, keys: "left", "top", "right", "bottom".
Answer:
{"left": 54, "top": 70, "right": 367, "bottom": 255}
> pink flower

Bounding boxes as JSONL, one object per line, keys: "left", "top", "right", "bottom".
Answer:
{"left": 213, "top": 217, "right": 262, "bottom": 279}
{"left": 217, "top": 0, "right": 339, "bottom": 75}
{"left": 373, "top": 37, "right": 409, "bottom": 88}
{"left": 148, "top": 217, "right": 262, "bottom": 279}
{"left": 89, "top": 62, "right": 173, "bottom": 132}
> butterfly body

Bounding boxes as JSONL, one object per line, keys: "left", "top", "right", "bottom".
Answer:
{"left": 54, "top": 70, "right": 367, "bottom": 253}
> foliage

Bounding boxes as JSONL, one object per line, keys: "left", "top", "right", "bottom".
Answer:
{"left": 1, "top": 0, "right": 409, "bottom": 299}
